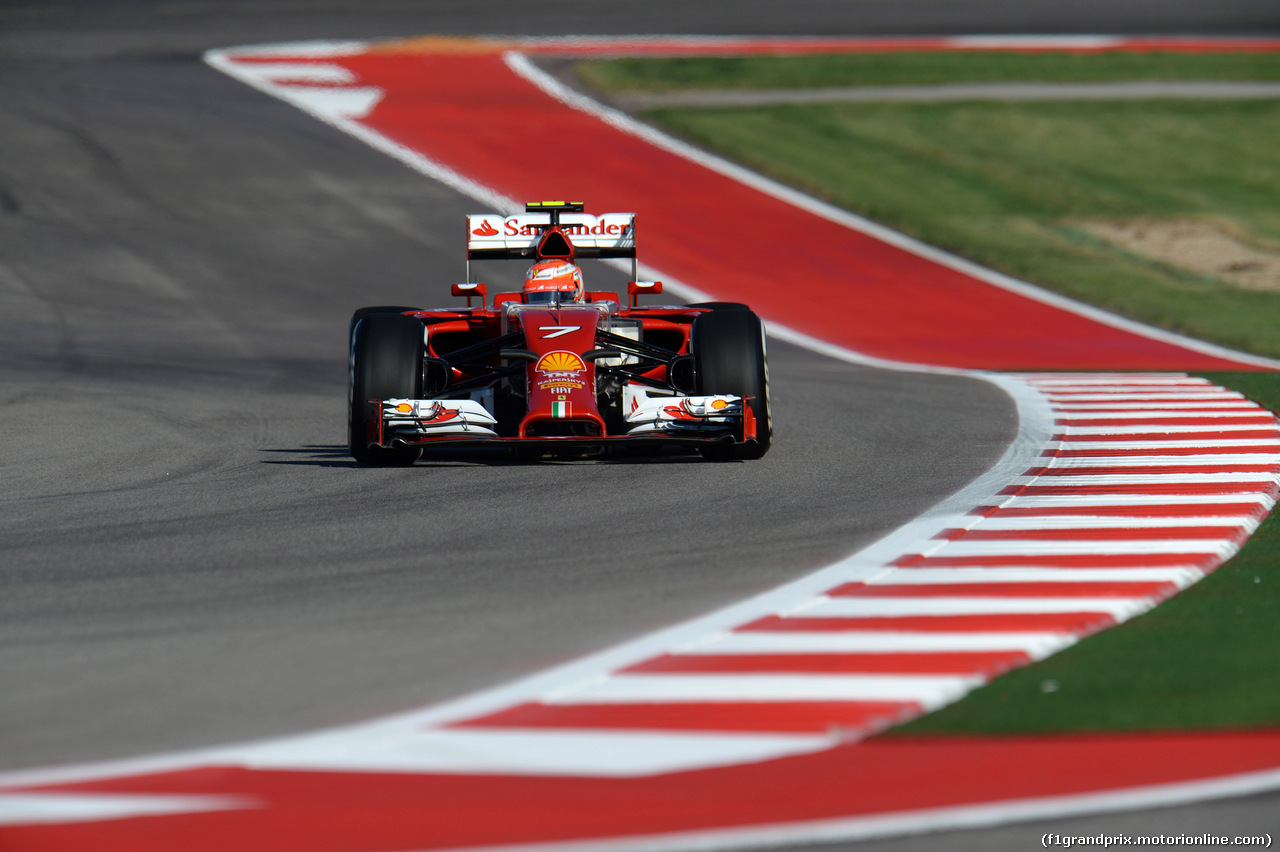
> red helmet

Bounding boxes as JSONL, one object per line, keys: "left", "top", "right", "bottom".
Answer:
{"left": 523, "top": 259, "right": 583, "bottom": 303}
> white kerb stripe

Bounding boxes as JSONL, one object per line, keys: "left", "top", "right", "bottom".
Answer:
{"left": 225, "top": 62, "right": 357, "bottom": 83}
{"left": 923, "top": 539, "right": 1234, "bottom": 556}
{"left": 1042, "top": 454, "right": 1280, "bottom": 467}
{"left": 0, "top": 793, "right": 251, "bottom": 825}
{"left": 544, "top": 673, "right": 983, "bottom": 709}
{"left": 1052, "top": 402, "right": 1252, "bottom": 411}
{"left": 273, "top": 86, "right": 385, "bottom": 120}
{"left": 1047, "top": 394, "right": 1245, "bottom": 403}
{"left": 1030, "top": 378, "right": 1211, "bottom": 386}
{"left": 687, "top": 630, "right": 1075, "bottom": 657}
{"left": 239, "top": 728, "right": 830, "bottom": 778}
{"left": 970, "top": 516, "right": 1257, "bottom": 532}
{"left": 1044, "top": 383, "right": 1222, "bottom": 389}
{"left": 990, "top": 493, "right": 1274, "bottom": 508}
{"left": 869, "top": 567, "right": 1201, "bottom": 586}
{"left": 804, "top": 596, "right": 1154, "bottom": 620}
{"left": 953, "top": 36, "right": 1126, "bottom": 48}
{"left": 1057, "top": 424, "right": 1278, "bottom": 435}
{"left": 1056, "top": 411, "right": 1273, "bottom": 421}
{"left": 1056, "top": 440, "right": 1280, "bottom": 450}
{"left": 1008, "top": 473, "right": 1280, "bottom": 484}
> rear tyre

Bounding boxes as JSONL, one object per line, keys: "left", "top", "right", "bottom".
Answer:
{"left": 691, "top": 308, "right": 772, "bottom": 460}
{"left": 349, "top": 312, "right": 425, "bottom": 466}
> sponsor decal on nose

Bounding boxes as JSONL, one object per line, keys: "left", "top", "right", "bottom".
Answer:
{"left": 536, "top": 351, "right": 586, "bottom": 373}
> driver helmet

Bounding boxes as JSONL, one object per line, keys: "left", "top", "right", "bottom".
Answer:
{"left": 523, "top": 259, "right": 584, "bottom": 304}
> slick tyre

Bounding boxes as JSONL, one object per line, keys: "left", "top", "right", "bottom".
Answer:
{"left": 692, "top": 308, "right": 772, "bottom": 460}
{"left": 687, "top": 301, "right": 750, "bottom": 312}
{"left": 349, "top": 306, "right": 420, "bottom": 346}
{"left": 349, "top": 312, "right": 425, "bottom": 466}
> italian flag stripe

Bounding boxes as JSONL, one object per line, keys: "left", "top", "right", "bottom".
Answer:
{"left": 552, "top": 401, "right": 569, "bottom": 418}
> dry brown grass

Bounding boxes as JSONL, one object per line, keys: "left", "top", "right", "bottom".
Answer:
{"left": 1078, "top": 219, "right": 1280, "bottom": 292}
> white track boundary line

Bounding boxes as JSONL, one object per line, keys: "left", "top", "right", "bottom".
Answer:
{"left": 205, "top": 45, "right": 521, "bottom": 221}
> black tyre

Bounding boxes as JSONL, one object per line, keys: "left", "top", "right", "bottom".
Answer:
{"left": 691, "top": 309, "right": 772, "bottom": 460}
{"left": 349, "top": 306, "right": 420, "bottom": 346}
{"left": 688, "top": 301, "right": 750, "bottom": 311}
{"left": 348, "top": 312, "right": 425, "bottom": 466}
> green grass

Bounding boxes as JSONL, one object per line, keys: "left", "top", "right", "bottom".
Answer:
{"left": 576, "top": 51, "right": 1280, "bottom": 735}
{"left": 896, "top": 371, "right": 1280, "bottom": 736}
{"left": 577, "top": 52, "right": 1280, "bottom": 92}
{"left": 641, "top": 99, "right": 1280, "bottom": 358}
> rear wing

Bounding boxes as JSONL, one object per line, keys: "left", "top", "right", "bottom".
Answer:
{"left": 466, "top": 212, "right": 636, "bottom": 261}
{"left": 464, "top": 202, "right": 639, "bottom": 284}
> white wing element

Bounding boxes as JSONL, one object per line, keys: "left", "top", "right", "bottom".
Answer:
{"left": 382, "top": 399, "right": 499, "bottom": 437}
{"left": 624, "top": 387, "right": 743, "bottom": 435}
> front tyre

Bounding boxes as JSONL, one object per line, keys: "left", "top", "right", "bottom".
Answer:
{"left": 348, "top": 312, "right": 425, "bottom": 466}
{"left": 349, "top": 305, "right": 420, "bottom": 347}
{"left": 686, "top": 301, "right": 750, "bottom": 312}
{"left": 692, "top": 308, "right": 772, "bottom": 460}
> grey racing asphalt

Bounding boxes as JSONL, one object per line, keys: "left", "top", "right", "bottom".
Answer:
{"left": 0, "top": 1, "right": 1276, "bottom": 849}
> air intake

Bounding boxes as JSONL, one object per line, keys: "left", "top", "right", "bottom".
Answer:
{"left": 537, "top": 227, "right": 575, "bottom": 260}
{"left": 525, "top": 419, "right": 603, "bottom": 438}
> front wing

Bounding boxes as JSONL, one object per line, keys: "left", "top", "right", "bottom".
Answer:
{"left": 367, "top": 393, "right": 758, "bottom": 453}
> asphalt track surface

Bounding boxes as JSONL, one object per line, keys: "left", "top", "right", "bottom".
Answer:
{"left": 2, "top": 1, "right": 1278, "bottom": 850}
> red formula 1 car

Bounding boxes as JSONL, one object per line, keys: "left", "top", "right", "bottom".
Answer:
{"left": 348, "top": 201, "right": 771, "bottom": 465}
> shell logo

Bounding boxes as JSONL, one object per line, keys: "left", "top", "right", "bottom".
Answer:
{"left": 536, "top": 351, "right": 586, "bottom": 373}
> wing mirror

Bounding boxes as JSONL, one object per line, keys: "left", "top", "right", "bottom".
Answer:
{"left": 452, "top": 282, "right": 487, "bottom": 307}
{"left": 628, "top": 280, "right": 662, "bottom": 308}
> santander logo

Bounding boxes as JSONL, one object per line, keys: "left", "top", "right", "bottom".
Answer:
{"left": 469, "top": 213, "right": 635, "bottom": 244}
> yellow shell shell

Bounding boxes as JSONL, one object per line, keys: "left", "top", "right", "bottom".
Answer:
{"left": 537, "top": 351, "right": 586, "bottom": 372}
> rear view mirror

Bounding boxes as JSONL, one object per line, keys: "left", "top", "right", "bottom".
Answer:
{"left": 452, "top": 282, "right": 487, "bottom": 307}
{"left": 628, "top": 280, "right": 662, "bottom": 307}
